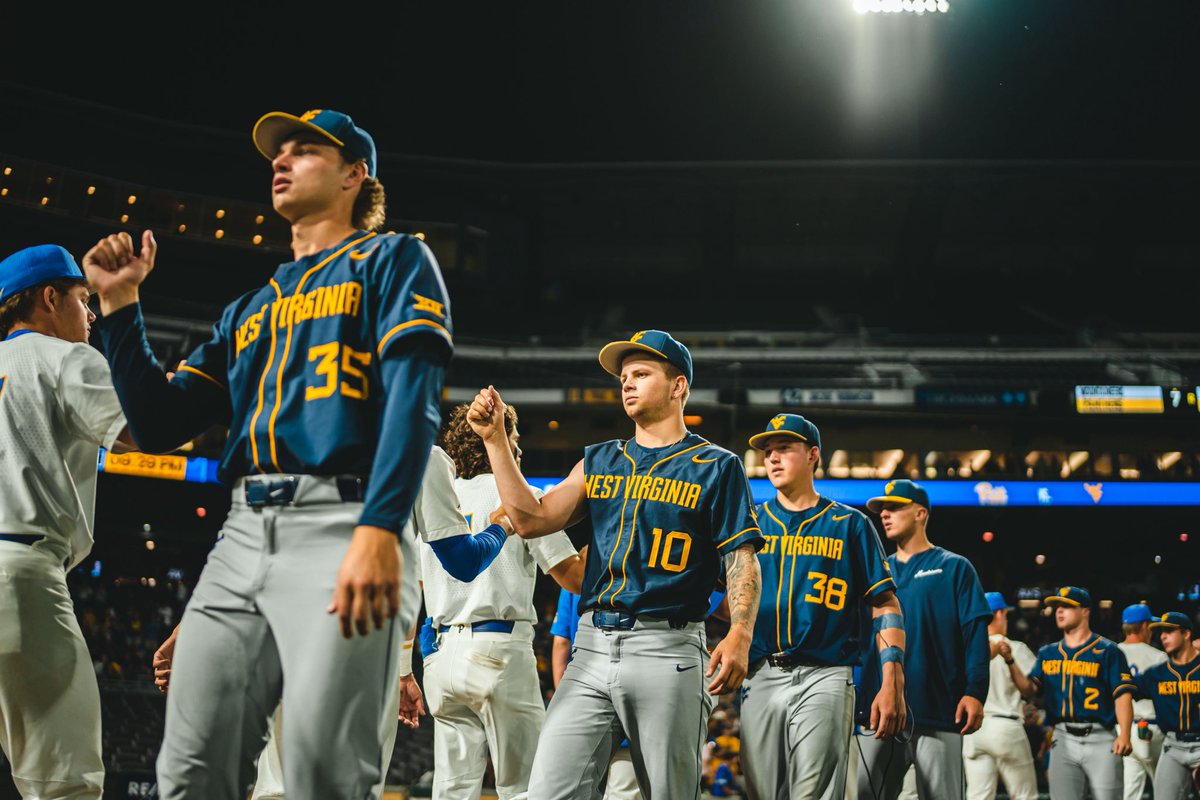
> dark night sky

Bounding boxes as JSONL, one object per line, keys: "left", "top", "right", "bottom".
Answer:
{"left": 5, "top": 2, "right": 1198, "bottom": 165}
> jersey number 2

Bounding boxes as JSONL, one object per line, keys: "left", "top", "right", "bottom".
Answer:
{"left": 306, "top": 342, "right": 372, "bottom": 401}
{"left": 1083, "top": 687, "right": 1100, "bottom": 710}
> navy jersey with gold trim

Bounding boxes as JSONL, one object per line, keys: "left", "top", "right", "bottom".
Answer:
{"left": 579, "top": 433, "right": 763, "bottom": 621}
{"left": 173, "top": 231, "right": 451, "bottom": 481}
{"left": 1030, "top": 634, "right": 1135, "bottom": 727}
{"left": 1133, "top": 654, "right": 1200, "bottom": 734}
{"left": 750, "top": 498, "right": 894, "bottom": 665}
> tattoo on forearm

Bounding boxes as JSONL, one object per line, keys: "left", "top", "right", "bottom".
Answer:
{"left": 723, "top": 545, "right": 761, "bottom": 631}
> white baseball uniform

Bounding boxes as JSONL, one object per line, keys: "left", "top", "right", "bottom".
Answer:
{"left": 246, "top": 445, "right": 477, "bottom": 799}
{"left": 1118, "top": 640, "right": 1167, "bottom": 800}
{"left": 962, "top": 634, "right": 1038, "bottom": 800}
{"left": 0, "top": 331, "right": 126, "bottom": 799}
{"left": 417, "top": 470, "right": 576, "bottom": 800}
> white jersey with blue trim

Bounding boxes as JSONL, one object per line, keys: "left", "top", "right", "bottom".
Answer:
{"left": 0, "top": 332, "right": 126, "bottom": 568}
{"left": 416, "top": 471, "right": 576, "bottom": 637}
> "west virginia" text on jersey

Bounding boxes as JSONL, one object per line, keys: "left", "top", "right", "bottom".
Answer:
{"left": 1043, "top": 660, "right": 1101, "bottom": 677}
{"left": 584, "top": 473, "right": 702, "bottom": 510}
{"left": 235, "top": 280, "right": 364, "bottom": 356}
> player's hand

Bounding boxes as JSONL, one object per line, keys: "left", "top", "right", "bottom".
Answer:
{"left": 1113, "top": 733, "right": 1133, "bottom": 757}
{"left": 871, "top": 662, "right": 906, "bottom": 739}
{"left": 328, "top": 525, "right": 402, "bottom": 639}
{"left": 466, "top": 386, "right": 507, "bottom": 443}
{"left": 996, "top": 641, "right": 1013, "bottom": 661}
{"left": 956, "top": 695, "right": 984, "bottom": 735}
{"left": 397, "top": 674, "right": 426, "bottom": 729}
{"left": 489, "top": 506, "right": 515, "bottom": 535}
{"left": 152, "top": 624, "right": 180, "bottom": 693}
{"left": 706, "top": 625, "right": 751, "bottom": 695}
{"left": 82, "top": 230, "right": 157, "bottom": 315}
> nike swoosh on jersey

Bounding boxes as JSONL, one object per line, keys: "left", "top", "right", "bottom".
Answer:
{"left": 676, "top": 664, "right": 698, "bottom": 672}
{"left": 692, "top": 454, "right": 719, "bottom": 464}
{"left": 349, "top": 246, "right": 379, "bottom": 260}
{"left": 832, "top": 513, "right": 852, "bottom": 521}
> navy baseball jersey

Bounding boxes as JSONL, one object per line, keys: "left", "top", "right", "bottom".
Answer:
{"left": 750, "top": 497, "right": 894, "bottom": 665}
{"left": 174, "top": 231, "right": 451, "bottom": 481}
{"left": 1135, "top": 654, "right": 1200, "bottom": 734}
{"left": 578, "top": 433, "right": 763, "bottom": 621}
{"left": 859, "top": 546, "right": 991, "bottom": 731}
{"left": 1029, "top": 634, "right": 1135, "bottom": 727}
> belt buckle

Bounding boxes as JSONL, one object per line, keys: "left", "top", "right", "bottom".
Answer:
{"left": 592, "top": 611, "right": 634, "bottom": 631}
{"left": 245, "top": 476, "right": 299, "bottom": 508}
{"left": 767, "top": 652, "right": 789, "bottom": 670}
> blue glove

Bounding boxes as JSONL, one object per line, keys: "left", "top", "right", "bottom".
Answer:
{"left": 419, "top": 617, "right": 439, "bottom": 657}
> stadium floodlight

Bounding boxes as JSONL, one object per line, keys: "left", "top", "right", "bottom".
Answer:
{"left": 853, "top": 0, "right": 949, "bottom": 13}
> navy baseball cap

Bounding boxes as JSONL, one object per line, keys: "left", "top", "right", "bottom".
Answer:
{"left": 748, "top": 414, "right": 822, "bottom": 451}
{"left": 985, "top": 592, "right": 1014, "bottom": 613}
{"left": 1122, "top": 604, "right": 1154, "bottom": 625}
{"left": 0, "top": 245, "right": 85, "bottom": 302}
{"left": 598, "top": 330, "right": 693, "bottom": 385}
{"left": 252, "top": 108, "right": 378, "bottom": 178}
{"left": 1044, "top": 586, "right": 1091, "bottom": 607}
{"left": 867, "top": 479, "right": 931, "bottom": 514}
{"left": 1150, "top": 611, "right": 1195, "bottom": 634}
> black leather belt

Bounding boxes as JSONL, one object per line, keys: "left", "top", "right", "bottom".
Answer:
{"left": 245, "top": 475, "right": 368, "bottom": 508}
{"left": 766, "top": 651, "right": 825, "bottom": 671}
{"left": 0, "top": 533, "right": 44, "bottom": 546}
{"left": 990, "top": 713, "right": 1021, "bottom": 721}
{"left": 1175, "top": 732, "right": 1200, "bottom": 742}
{"left": 1065, "top": 723, "right": 1109, "bottom": 736}
{"left": 591, "top": 611, "right": 689, "bottom": 631}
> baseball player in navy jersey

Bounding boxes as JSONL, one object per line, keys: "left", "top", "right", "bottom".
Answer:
{"left": 83, "top": 108, "right": 454, "bottom": 800}
{"left": 1134, "top": 612, "right": 1200, "bottom": 800}
{"left": 739, "top": 414, "right": 906, "bottom": 800}
{"left": 0, "top": 244, "right": 132, "bottom": 799}
{"left": 467, "top": 328, "right": 764, "bottom": 799}
{"left": 408, "top": 402, "right": 587, "bottom": 800}
{"left": 1117, "top": 603, "right": 1168, "bottom": 800}
{"left": 1002, "top": 586, "right": 1135, "bottom": 800}
{"left": 855, "top": 479, "right": 992, "bottom": 800}
{"left": 962, "top": 591, "right": 1038, "bottom": 800}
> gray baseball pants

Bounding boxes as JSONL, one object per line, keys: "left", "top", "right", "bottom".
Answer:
{"left": 855, "top": 725, "right": 964, "bottom": 800}
{"left": 740, "top": 662, "right": 855, "bottom": 800}
{"left": 525, "top": 613, "right": 713, "bottom": 800}
{"left": 1153, "top": 733, "right": 1200, "bottom": 800}
{"left": 1047, "top": 724, "right": 1123, "bottom": 800}
{"left": 156, "top": 476, "right": 420, "bottom": 800}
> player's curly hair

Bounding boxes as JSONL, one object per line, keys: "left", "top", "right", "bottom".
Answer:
{"left": 0, "top": 278, "right": 87, "bottom": 339}
{"left": 352, "top": 175, "right": 387, "bottom": 232}
{"left": 440, "top": 402, "right": 518, "bottom": 480}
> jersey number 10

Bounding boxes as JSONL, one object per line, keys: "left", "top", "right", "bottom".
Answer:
{"left": 647, "top": 528, "right": 693, "bottom": 573}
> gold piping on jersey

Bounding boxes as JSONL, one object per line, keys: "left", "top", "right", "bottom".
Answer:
{"left": 597, "top": 447, "right": 640, "bottom": 606}
{"left": 177, "top": 364, "right": 226, "bottom": 389}
{"left": 377, "top": 318, "right": 452, "bottom": 356}
{"left": 266, "top": 232, "right": 376, "bottom": 470}
{"left": 249, "top": 278, "right": 284, "bottom": 473}
{"left": 786, "top": 501, "right": 835, "bottom": 648}
{"left": 609, "top": 441, "right": 709, "bottom": 606}
{"left": 764, "top": 503, "right": 789, "bottom": 652}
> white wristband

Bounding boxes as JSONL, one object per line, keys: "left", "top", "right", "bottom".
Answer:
{"left": 398, "top": 638, "right": 414, "bottom": 676}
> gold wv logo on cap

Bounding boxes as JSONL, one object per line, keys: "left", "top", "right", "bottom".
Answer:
{"left": 770, "top": 415, "right": 786, "bottom": 430}
{"left": 300, "top": 109, "right": 324, "bottom": 121}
